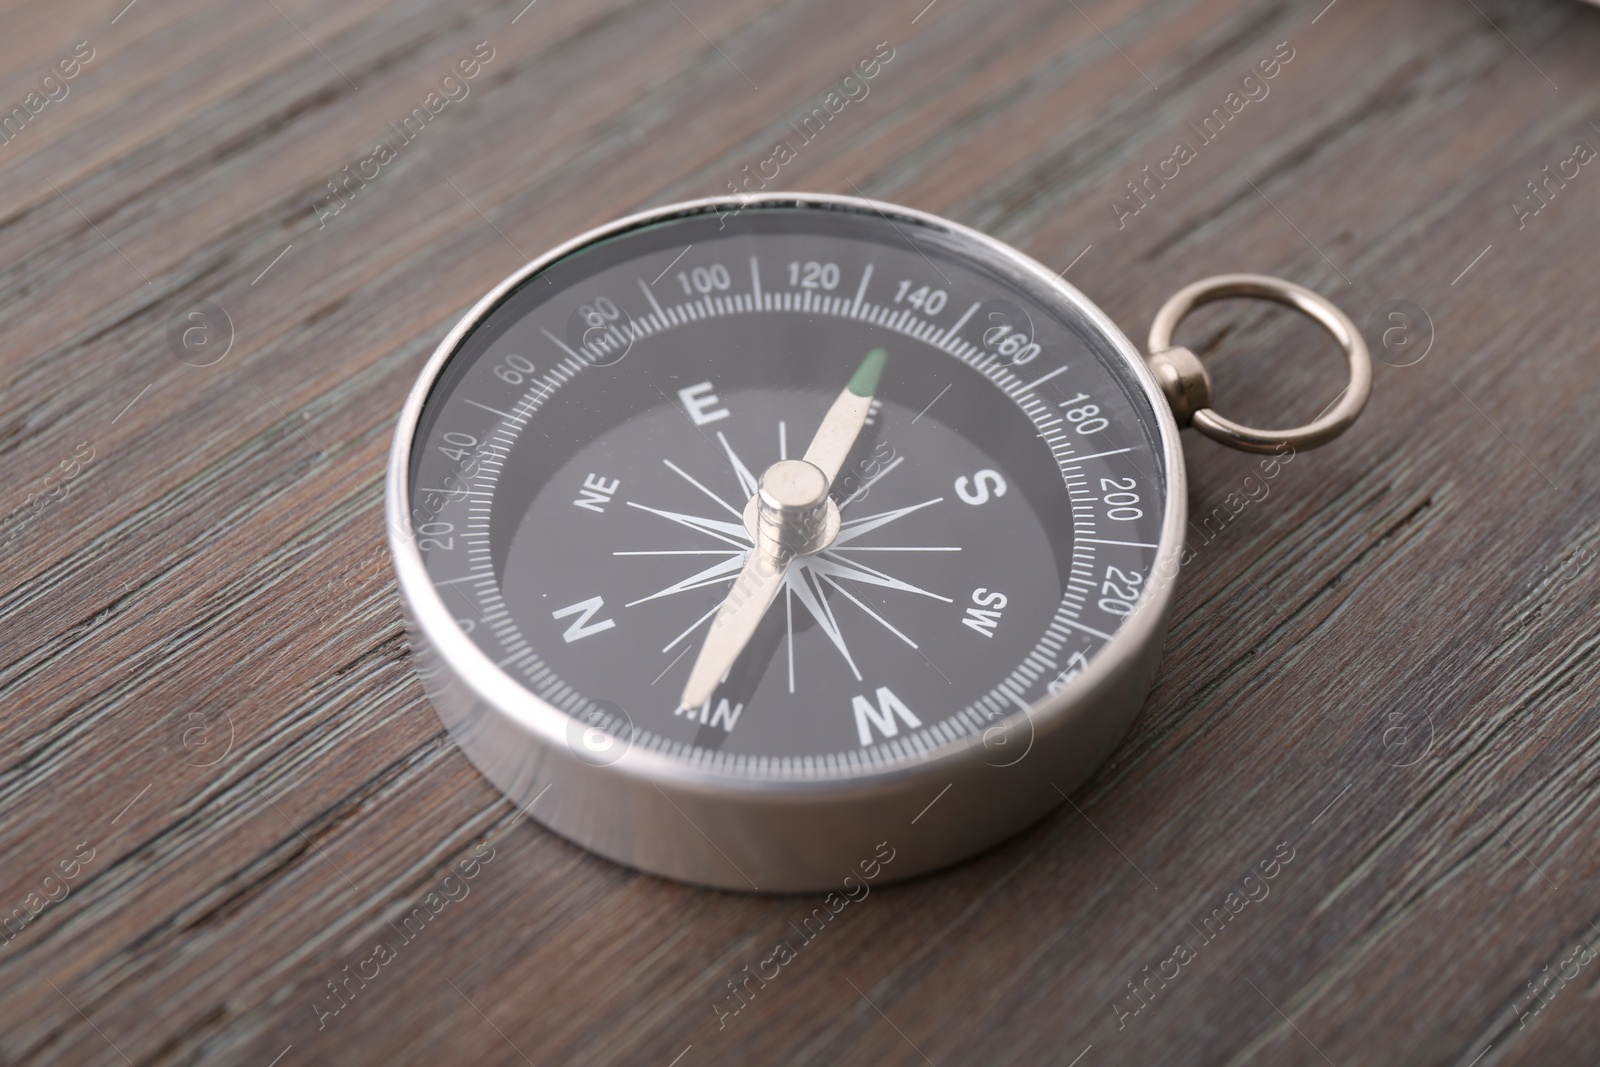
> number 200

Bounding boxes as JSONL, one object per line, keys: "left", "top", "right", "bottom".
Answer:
{"left": 1099, "top": 477, "right": 1143, "bottom": 521}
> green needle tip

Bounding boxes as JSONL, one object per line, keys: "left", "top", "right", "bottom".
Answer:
{"left": 847, "top": 348, "right": 888, "bottom": 397}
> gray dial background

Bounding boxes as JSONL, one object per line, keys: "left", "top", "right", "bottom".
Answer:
{"left": 406, "top": 204, "right": 1168, "bottom": 777}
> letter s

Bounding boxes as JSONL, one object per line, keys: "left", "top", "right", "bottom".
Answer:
{"left": 955, "top": 469, "right": 1007, "bottom": 505}
{"left": 971, "top": 588, "right": 1008, "bottom": 609}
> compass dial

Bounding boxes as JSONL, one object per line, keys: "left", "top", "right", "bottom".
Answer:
{"left": 403, "top": 201, "right": 1170, "bottom": 780}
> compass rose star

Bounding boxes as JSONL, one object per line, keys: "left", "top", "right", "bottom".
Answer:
{"left": 617, "top": 423, "right": 959, "bottom": 695}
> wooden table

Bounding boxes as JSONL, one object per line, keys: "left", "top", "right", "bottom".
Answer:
{"left": 3, "top": 0, "right": 1598, "bottom": 1062}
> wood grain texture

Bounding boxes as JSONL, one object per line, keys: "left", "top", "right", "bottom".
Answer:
{"left": 2, "top": 0, "right": 1598, "bottom": 1063}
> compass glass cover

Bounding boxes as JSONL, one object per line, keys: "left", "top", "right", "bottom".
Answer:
{"left": 405, "top": 202, "right": 1168, "bottom": 779}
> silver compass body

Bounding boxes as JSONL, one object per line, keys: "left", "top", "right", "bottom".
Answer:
{"left": 386, "top": 194, "right": 1188, "bottom": 891}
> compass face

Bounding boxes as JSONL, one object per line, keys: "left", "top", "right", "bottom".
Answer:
{"left": 403, "top": 200, "right": 1171, "bottom": 780}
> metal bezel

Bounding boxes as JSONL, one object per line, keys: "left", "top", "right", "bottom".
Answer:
{"left": 385, "top": 192, "right": 1187, "bottom": 888}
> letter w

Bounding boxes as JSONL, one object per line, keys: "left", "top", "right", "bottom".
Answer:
{"left": 852, "top": 687, "right": 921, "bottom": 746}
{"left": 962, "top": 608, "right": 1002, "bottom": 637}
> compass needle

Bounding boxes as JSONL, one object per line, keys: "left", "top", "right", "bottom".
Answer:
{"left": 679, "top": 349, "right": 886, "bottom": 710}
{"left": 802, "top": 347, "right": 886, "bottom": 483}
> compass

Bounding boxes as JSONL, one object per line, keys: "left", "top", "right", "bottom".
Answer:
{"left": 386, "top": 193, "right": 1369, "bottom": 891}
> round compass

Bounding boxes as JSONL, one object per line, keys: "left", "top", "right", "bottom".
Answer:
{"left": 386, "top": 193, "right": 1367, "bottom": 890}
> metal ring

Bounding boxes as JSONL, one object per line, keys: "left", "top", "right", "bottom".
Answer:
{"left": 1147, "top": 273, "right": 1371, "bottom": 454}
